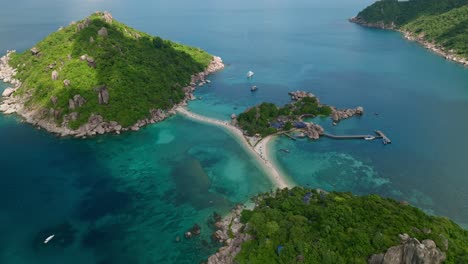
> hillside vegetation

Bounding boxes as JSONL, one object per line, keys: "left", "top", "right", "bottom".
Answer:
{"left": 237, "top": 97, "right": 332, "bottom": 137}
{"left": 403, "top": 5, "right": 468, "bottom": 57}
{"left": 236, "top": 187, "right": 468, "bottom": 263}
{"left": 9, "top": 12, "right": 212, "bottom": 128}
{"left": 353, "top": 0, "right": 468, "bottom": 59}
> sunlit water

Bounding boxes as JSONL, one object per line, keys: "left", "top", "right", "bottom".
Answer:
{"left": 1, "top": 0, "right": 468, "bottom": 263}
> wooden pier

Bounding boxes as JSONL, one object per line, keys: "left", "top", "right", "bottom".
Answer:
{"left": 283, "top": 133, "right": 297, "bottom": 141}
{"left": 323, "top": 133, "right": 377, "bottom": 140}
{"left": 322, "top": 130, "right": 391, "bottom": 145}
{"left": 375, "top": 130, "right": 391, "bottom": 144}
{"left": 281, "top": 129, "right": 391, "bottom": 145}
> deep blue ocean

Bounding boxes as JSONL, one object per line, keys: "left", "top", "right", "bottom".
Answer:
{"left": 1, "top": 0, "right": 467, "bottom": 263}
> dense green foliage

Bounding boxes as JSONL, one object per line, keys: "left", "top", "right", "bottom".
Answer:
{"left": 237, "top": 97, "right": 331, "bottom": 137}
{"left": 403, "top": 5, "right": 468, "bottom": 57}
{"left": 355, "top": 0, "right": 468, "bottom": 59}
{"left": 237, "top": 187, "right": 468, "bottom": 263}
{"left": 10, "top": 13, "right": 212, "bottom": 128}
{"left": 356, "top": 0, "right": 468, "bottom": 26}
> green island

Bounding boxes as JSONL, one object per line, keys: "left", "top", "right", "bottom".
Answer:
{"left": 0, "top": 12, "right": 223, "bottom": 136}
{"left": 208, "top": 187, "right": 468, "bottom": 264}
{"left": 350, "top": 0, "right": 468, "bottom": 64}
{"left": 237, "top": 97, "right": 331, "bottom": 137}
{"left": 235, "top": 91, "right": 362, "bottom": 140}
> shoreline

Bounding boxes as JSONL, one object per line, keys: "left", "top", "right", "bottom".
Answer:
{"left": 349, "top": 17, "right": 468, "bottom": 67}
{"left": 0, "top": 51, "right": 225, "bottom": 137}
{"left": 175, "top": 106, "right": 293, "bottom": 189}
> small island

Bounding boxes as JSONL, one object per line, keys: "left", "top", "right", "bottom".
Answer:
{"left": 235, "top": 91, "right": 364, "bottom": 142}
{"left": 350, "top": 0, "right": 468, "bottom": 66}
{"left": 208, "top": 187, "right": 468, "bottom": 264}
{"left": 0, "top": 12, "right": 224, "bottom": 137}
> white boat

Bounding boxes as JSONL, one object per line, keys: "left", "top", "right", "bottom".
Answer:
{"left": 44, "top": 235, "right": 55, "bottom": 244}
{"left": 247, "top": 71, "right": 254, "bottom": 78}
{"left": 364, "top": 136, "right": 375, "bottom": 141}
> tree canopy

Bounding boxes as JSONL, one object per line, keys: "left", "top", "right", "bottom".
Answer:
{"left": 10, "top": 12, "right": 213, "bottom": 128}
{"left": 236, "top": 187, "right": 468, "bottom": 263}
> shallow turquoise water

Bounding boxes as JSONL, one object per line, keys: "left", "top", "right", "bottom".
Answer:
{"left": 1, "top": 0, "right": 468, "bottom": 263}
{"left": 0, "top": 110, "right": 272, "bottom": 263}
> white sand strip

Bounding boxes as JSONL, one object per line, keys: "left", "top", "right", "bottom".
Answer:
{"left": 176, "top": 106, "right": 292, "bottom": 189}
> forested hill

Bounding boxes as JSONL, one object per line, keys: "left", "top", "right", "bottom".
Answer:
{"left": 351, "top": 0, "right": 468, "bottom": 60}
{"left": 354, "top": 0, "right": 468, "bottom": 27}
{"left": 234, "top": 188, "right": 468, "bottom": 263}
{"left": 7, "top": 12, "right": 213, "bottom": 130}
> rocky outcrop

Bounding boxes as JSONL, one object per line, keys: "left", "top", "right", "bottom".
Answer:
{"left": 289, "top": 90, "right": 316, "bottom": 101}
{"left": 0, "top": 51, "right": 21, "bottom": 100}
{"left": 96, "top": 86, "right": 109, "bottom": 104}
{"left": 51, "top": 70, "right": 59, "bottom": 81}
{"left": 369, "top": 233, "right": 446, "bottom": 264}
{"left": 208, "top": 205, "right": 251, "bottom": 264}
{"left": 76, "top": 18, "right": 91, "bottom": 32}
{"left": 50, "top": 96, "right": 58, "bottom": 105}
{"left": 30, "top": 47, "right": 40, "bottom": 56}
{"left": 183, "top": 56, "right": 224, "bottom": 102}
{"left": 349, "top": 17, "right": 396, "bottom": 30}
{"left": 2, "top": 87, "right": 15, "bottom": 97}
{"left": 0, "top": 50, "right": 19, "bottom": 85}
{"left": 80, "top": 54, "right": 96, "bottom": 68}
{"left": 98, "top": 27, "right": 108, "bottom": 37}
{"left": 303, "top": 123, "right": 324, "bottom": 140}
{"left": 68, "top": 94, "right": 86, "bottom": 110}
{"left": 330, "top": 106, "right": 364, "bottom": 122}
{"left": 102, "top": 11, "right": 113, "bottom": 24}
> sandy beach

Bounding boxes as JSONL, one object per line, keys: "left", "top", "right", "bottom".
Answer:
{"left": 176, "top": 106, "right": 292, "bottom": 189}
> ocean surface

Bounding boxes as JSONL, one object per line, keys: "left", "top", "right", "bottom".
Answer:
{"left": 1, "top": 0, "right": 467, "bottom": 263}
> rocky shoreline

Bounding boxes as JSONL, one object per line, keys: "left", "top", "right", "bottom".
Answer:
{"left": 207, "top": 205, "right": 251, "bottom": 264}
{"left": 349, "top": 17, "right": 468, "bottom": 67}
{"left": 0, "top": 51, "right": 224, "bottom": 137}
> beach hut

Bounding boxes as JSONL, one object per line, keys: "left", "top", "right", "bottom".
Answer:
{"left": 293, "top": 121, "right": 307, "bottom": 129}
{"left": 277, "top": 245, "right": 284, "bottom": 255}
{"left": 270, "top": 121, "right": 284, "bottom": 129}
{"left": 303, "top": 192, "right": 312, "bottom": 204}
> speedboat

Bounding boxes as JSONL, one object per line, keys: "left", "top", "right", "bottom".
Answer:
{"left": 251, "top": 86, "right": 258, "bottom": 92}
{"left": 247, "top": 71, "right": 254, "bottom": 78}
{"left": 44, "top": 235, "right": 55, "bottom": 244}
{"left": 364, "top": 136, "right": 375, "bottom": 141}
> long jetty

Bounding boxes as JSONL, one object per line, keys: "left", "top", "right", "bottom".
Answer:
{"left": 321, "top": 130, "right": 392, "bottom": 145}
{"left": 323, "top": 133, "right": 377, "bottom": 140}
{"left": 375, "top": 130, "right": 391, "bottom": 144}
